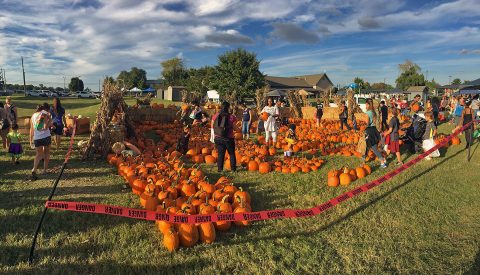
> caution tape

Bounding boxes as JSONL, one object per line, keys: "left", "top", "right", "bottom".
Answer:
{"left": 45, "top": 121, "right": 476, "bottom": 224}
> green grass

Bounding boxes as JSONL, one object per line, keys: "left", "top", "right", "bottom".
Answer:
{"left": 0, "top": 94, "right": 181, "bottom": 121}
{"left": 0, "top": 98, "right": 479, "bottom": 273}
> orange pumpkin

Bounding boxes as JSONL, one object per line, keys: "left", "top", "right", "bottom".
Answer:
{"left": 339, "top": 173, "right": 352, "bottom": 186}
{"left": 260, "top": 112, "right": 269, "bottom": 121}
{"left": 327, "top": 175, "right": 339, "bottom": 187}
{"left": 258, "top": 162, "right": 271, "bottom": 174}
{"left": 355, "top": 167, "right": 367, "bottom": 179}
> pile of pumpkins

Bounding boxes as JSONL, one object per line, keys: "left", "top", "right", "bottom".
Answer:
{"left": 107, "top": 152, "right": 252, "bottom": 252}
{"left": 327, "top": 165, "right": 372, "bottom": 187}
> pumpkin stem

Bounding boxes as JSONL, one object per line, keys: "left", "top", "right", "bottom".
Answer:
{"left": 221, "top": 195, "right": 229, "bottom": 203}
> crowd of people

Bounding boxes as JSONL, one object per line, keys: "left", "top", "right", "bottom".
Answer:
{"left": 0, "top": 96, "right": 67, "bottom": 181}
{"left": 176, "top": 92, "right": 479, "bottom": 174}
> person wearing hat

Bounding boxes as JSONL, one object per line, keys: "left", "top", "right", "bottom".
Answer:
{"left": 284, "top": 124, "right": 297, "bottom": 157}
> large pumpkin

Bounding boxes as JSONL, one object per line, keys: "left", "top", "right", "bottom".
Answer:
{"left": 355, "top": 167, "right": 367, "bottom": 179}
{"left": 260, "top": 112, "right": 269, "bottom": 121}
{"left": 327, "top": 175, "right": 340, "bottom": 187}
{"left": 258, "top": 162, "right": 271, "bottom": 174}
{"left": 339, "top": 173, "right": 352, "bottom": 186}
{"left": 247, "top": 160, "right": 259, "bottom": 171}
{"left": 451, "top": 136, "right": 461, "bottom": 145}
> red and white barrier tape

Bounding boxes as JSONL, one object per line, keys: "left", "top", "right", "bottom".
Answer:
{"left": 45, "top": 121, "right": 476, "bottom": 224}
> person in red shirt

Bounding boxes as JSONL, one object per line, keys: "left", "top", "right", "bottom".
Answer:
{"left": 211, "top": 101, "right": 237, "bottom": 172}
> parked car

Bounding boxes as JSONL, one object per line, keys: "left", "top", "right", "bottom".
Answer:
{"left": 93, "top": 91, "right": 101, "bottom": 99}
{"left": 48, "top": 91, "right": 59, "bottom": 97}
{"left": 76, "top": 91, "right": 95, "bottom": 98}
{"left": 26, "top": 90, "right": 45, "bottom": 97}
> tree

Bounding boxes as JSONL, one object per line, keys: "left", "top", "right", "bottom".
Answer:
{"left": 185, "top": 66, "right": 216, "bottom": 102}
{"left": 426, "top": 78, "right": 440, "bottom": 91}
{"left": 116, "top": 67, "right": 147, "bottom": 90}
{"left": 211, "top": 48, "right": 264, "bottom": 105}
{"left": 395, "top": 60, "right": 425, "bottom": 90}
{"left": 451, "top": 78, "right": 461, "bottom": 85}
{"left": 161, "top": 57, "right": 189, "bottom": 87}
{"left": 463, "top": 79, "right": 471, "bottom": 85}
{"left": 371, "top": 82, "right": 394, "bottom": 90}
{"left": 69, "top": 77, "right": 84, "bottom": 92}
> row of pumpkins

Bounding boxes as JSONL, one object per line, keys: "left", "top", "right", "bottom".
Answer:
{"left": 327, "top": 165, "right": 372, "bottom": 187}
{"left": 107, "top": 152, "right": 253, "bottom": 252}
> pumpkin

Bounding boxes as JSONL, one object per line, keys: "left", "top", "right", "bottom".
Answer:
{"left": 247, "top": 160, "right": 259, "bottom": 171}
{"left": 355, "top": 167, "right": 367, "bottom": 179}
{"left": 363, "top": 164, "right": 372, "bottom": 175}
{"left": 163, "top": 228, "right": 180, "bottom": 252}
{"left": 177, "top": 216, "right": 199, "bottom": 247}
{"left": 260, "top": 112, "right": 269, "bottom": 121}
{"left": 233, "top": 200, "right": 250, "bottom": 226}
{"left": 451, "top": 136, "right": 461, "bottom": 145}
{"left": 339, "top": 173, "right": 352, "bottom": 186}
{"left": 198, "top": 222, "right": 216, "bottom": 244}
{"left": 258, "top": 162, "right": 271, "bottom": 174}
{"left": 205, "top": 155, "right": 216, "bottom": 164}
{"left": 327, "top": 175, "right": 339, "bottom": 187}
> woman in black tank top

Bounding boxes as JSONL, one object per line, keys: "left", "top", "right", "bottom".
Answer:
{"left": 462, "top": 100, "right": 474, "bottom": 148}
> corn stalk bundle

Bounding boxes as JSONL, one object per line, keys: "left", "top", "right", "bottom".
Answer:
{"left": 83, "top": 81, "right": 136, "bottom": 159}
{"left": 287, "top": 90, "right": 303, "bottom": 118}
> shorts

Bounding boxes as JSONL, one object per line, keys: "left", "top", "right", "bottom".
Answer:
{"left": 388, "top": 139, "right": 400, "bottom": 153}
{"left": 241, "top": 121, "right": 250, "bottom": 134}
{"left": 454, "top": 116, "right": 461, "bottom": 126}
{"left": 34, "top": 136, "right": 52, "bottom": 147}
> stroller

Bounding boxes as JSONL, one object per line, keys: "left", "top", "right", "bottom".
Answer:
{"left": 400, "top": 114, "right": 427, "bottom": 153}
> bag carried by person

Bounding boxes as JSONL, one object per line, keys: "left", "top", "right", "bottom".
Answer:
{"left": 356, "top": 135, "right": 367, "bottom": 156}
{"left": 422, "top": 127, "right": 440, "bottom": 158}
{"left": 213, "top": 112, "right": 230, "bottom": 138}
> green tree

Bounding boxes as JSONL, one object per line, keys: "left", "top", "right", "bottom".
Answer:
{"left": 185, "top": 66, "right": 216, "bottom": 99}
{"left": 68, "top": 77, "right": 84, "bottom": 92}
{"left": 211, "top": 48, "right": 264, "bottom": 104}
{"left": 116, "top": 67, "right": 147, "bottom": 89}
{"left": 371, "top": 82, "right": 394, "bottom": 90}
{"left": 451, "top": 78, "right": 461, "bottom": 85}
{"left": 395, "top": 60, "right": 425, "bottom": 90}
{"left": 161, "top": 57, "right": 189, "bottom": 87}
{"left": 426, "top": 78, "right": 440, "bottom": 91}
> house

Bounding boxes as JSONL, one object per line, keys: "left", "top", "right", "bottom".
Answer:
{"left": 405, "top": 86, "right": 429, "bottom": 102}
{"left": 265, "top": 73, "right": 334, "bottom": 97}
{"left": 162, "top": 86, "right": 185, "bottom": 101}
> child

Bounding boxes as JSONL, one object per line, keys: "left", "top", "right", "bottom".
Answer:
{"left": 7, "top": 124, "right": 23, "bottom": 164}
{"left": 284, "top": 124, "right": 297, "bottom": 157}
{"left": 422, "top": 111, "right": 438, "bottom": 160}
{"left": 383, "top": 108, "right": 403, "bottom": 165}
{"left": 176, "top": 125, "right": 191, "bottom": 154}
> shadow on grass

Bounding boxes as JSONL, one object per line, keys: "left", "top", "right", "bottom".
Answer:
{"left": 465, "top": 249, "right": 480, "bottom": 275}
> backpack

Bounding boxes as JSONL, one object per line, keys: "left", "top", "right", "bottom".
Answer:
{"left": 412, "top": 115, "right": 427, "bottom": 140}
{"left": 0, "top": 118, "right": 9, "bottom": 130}
{"left": 213, "top": 112, "right": 231, "bottom": 138}
{"left": 9, "top": 104, "right": 17, "bottom": 122}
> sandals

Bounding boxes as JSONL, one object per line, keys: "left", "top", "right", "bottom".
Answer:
{"left": 30, "top": 171, "right": 39, "bottom": 181}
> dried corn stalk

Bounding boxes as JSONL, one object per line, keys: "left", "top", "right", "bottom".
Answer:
{"left": 287, "top": 90, "right": 303, "bottom": 118}
{"left": 83, "top": 81, "right": 136, "bottom": 160}
{"left": 255, "top": 86, "right": 269, "bottom": 113}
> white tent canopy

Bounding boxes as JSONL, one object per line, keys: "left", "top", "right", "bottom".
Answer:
{"left": 129, "top": 87, "right": 142, "bottom": 92}
{"left": 207, "top": 90, "right": 220, "bottom": 102}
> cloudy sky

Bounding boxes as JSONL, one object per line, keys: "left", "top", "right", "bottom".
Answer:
{"left": 1, "top": 0, "right": 480, "bottom": 89}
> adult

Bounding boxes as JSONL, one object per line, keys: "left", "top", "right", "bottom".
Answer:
{"left": 380, "top": 100, "right": 389, "bottom": 131}
{"left": 455, "top": 99, "right": 474, "bottom": 149}
{"left": 50, "top": 97, "right": 66, "bottom": 150}
{"left": 339, "top": 101, "right": 350, "bottom": 130}
{"left": 211, "top": 101, "right": 237, "bottom": 172}
{"left": 314, "top": 99, "right": 323, "bottom": 127}
{"left": 261, "top": 97, "right": 279, "bottom": 147}
{"left": 431, "top": 97, "right": 440, "bottom": 126}
{"left": 363, "top": 98, "right": 387, "bottom": 168}
{"left": 241, "top": 103, "right": 252, "bottom": 140}
{"left": 0, "top": 102, "right": 11, "bottom": 150}
{"left": 29, "top": 103, "right": 52, "bottom": 180}
{"left": 5, "top": 96, "right": 17, "bottom": 125}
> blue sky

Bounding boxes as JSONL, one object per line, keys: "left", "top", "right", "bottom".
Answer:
{"left": 1, "top": 0, "right": 479, "bottom": 89}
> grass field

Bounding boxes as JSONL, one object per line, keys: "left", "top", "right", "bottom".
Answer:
{"left": 0, "top": 97, "right": 479, "bottom": 274}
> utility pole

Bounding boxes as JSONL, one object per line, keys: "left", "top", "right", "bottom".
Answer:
{"left": 63, "top": 76, "right": 66, "bottom": 92}
{"left": 22, "top": 57, "right": 27, "bottom": 95}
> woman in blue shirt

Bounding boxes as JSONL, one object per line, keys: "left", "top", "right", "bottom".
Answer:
{"left": 50, "top": 97, "right": 66, "bottom": 150}
{"left": 364, "top": 99, "right": 387, "bottom": 168}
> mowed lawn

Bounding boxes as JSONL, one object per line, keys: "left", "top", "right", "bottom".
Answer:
{"left": 0, "top": 97, "right": 479, "bottom": 274}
